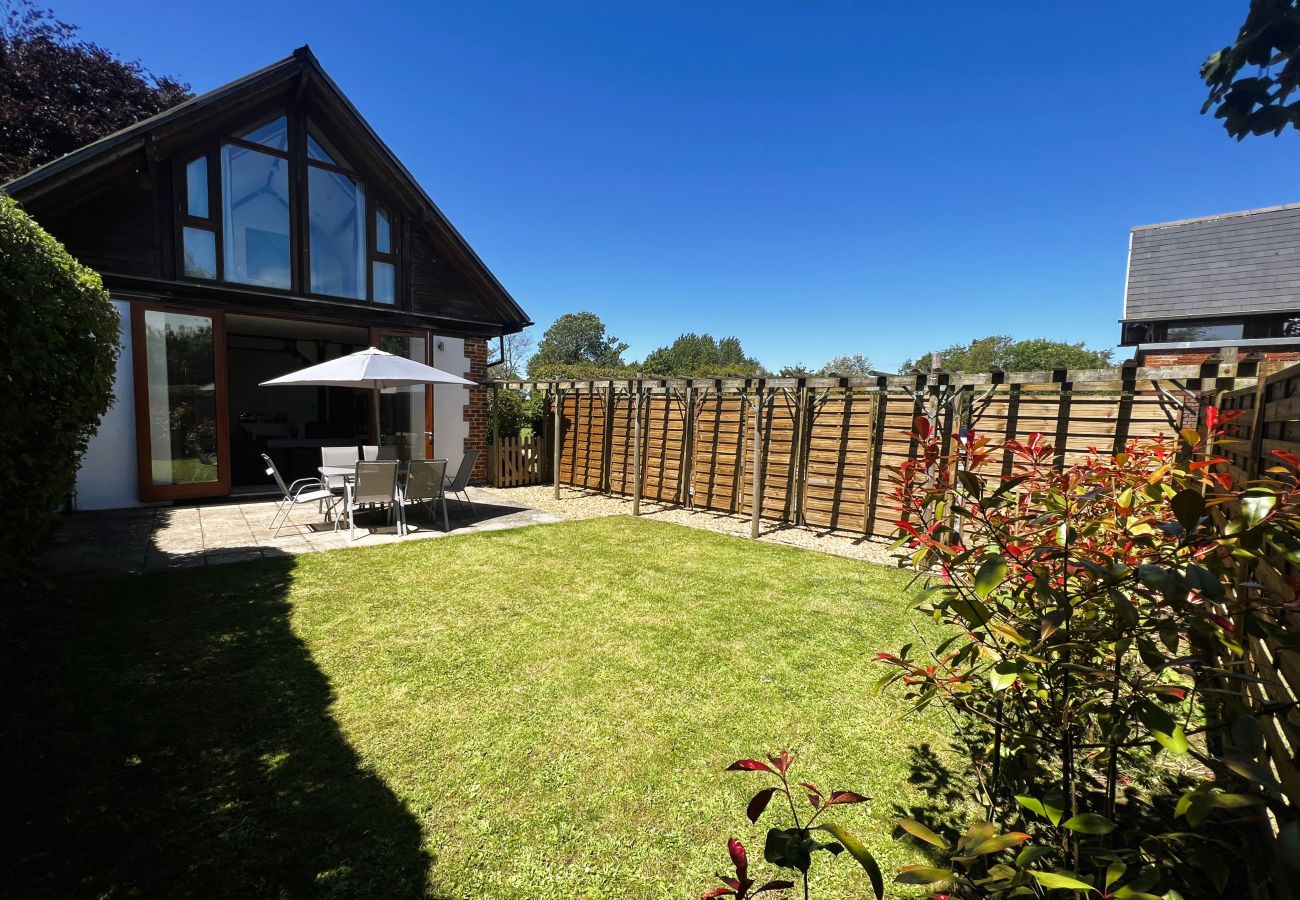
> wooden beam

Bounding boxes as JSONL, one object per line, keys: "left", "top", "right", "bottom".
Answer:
{"left": 552, "top": 387, "right": 563, "bottom": 500}
{"left": 751, "top": 384, "right": 763, "bottom": 539}
{"left": 633, "top": 382, "right": 643, "bottom": 516}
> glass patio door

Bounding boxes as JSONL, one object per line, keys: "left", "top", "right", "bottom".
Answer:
{"left": 131, "top": 304, "right": 231, "bottom": 501}
{"left": 372, "top": 328, "right": 431, "bottom": 460}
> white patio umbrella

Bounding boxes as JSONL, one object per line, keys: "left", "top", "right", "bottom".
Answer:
{"left": 260, "top": 346, "right": 476, "bottom": 447}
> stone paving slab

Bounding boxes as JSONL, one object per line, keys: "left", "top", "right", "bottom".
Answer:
{"left": 47, "top": 486, "right": 560, "bottom": 578}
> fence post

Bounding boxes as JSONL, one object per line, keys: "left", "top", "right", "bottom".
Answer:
{"left": 792, "top": 379, "right": 809, "bottom": 525}
{"left": 633, "top": 381, "right": 643, "bottom": 516}
{"left": 552, "top": 386, "right": 563, "bottom": 499}
{"left": 683, "top": 381, "right": 695, "bottom": 508}
{"left": 751, "top": 380, "right": 763, "bottom": 539}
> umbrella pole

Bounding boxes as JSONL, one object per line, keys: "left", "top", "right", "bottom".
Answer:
{"left": 372, "top": 386, "right": 381, "bottom": 446}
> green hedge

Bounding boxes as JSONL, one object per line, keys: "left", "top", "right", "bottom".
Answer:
{"left": 0, "top": 196, "right": 119, "bottom": 581}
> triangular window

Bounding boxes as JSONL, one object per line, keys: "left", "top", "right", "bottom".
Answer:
{"left": 306, "top": 120, "right": 349, "bottom": 168}
{"left": 238, "top": 115, "right": 288, "bottom": 151}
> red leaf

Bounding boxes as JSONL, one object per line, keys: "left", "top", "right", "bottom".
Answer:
{"left": 727, "top": 759, "right": 775, "bottom": 774}
{"left": 1273, "top": 449, "right": 1300, "bottom": 469}
{"left": 914, "top": 415, "right": 931, "bottom": 439}
{"left": 701, "top": 888, "right": 735, "bottom": 899}
{"left": 754, "top": 881, "right": 796, "bottom": 895}
{"left": 1204, "top": 405, "right": 1218, "bottom": 433}
{"left": 829, "top": 790, "right": 870, "bottom": 805}
{"left": 746, "top": 787, "right": 778, "bottom": 823}
{"left": 727, "top": 838, "right": 748, "bottom": 881}
{"left": 768, "top": 749, "right": 794, "bottom": 775}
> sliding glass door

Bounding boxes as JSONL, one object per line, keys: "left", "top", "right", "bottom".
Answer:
{"left": 132, "top": 304, "right": 231, "bottom": 501}
{"left": 372, "top": 328, "right": 431, "bottom": 460}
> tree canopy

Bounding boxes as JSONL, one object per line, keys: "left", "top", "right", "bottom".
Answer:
{"left": 899, "top": 335, "right": 1114, "bottom": 374}
{"left": 1202, "top": 0, "right": 1300, "bottom": 139}
{"left": 817, "top": 353, "right": 874, "bottom": 377}
{"left": 0, "top": 1, "right": 192, "bottom": 181}
{"left": 639, "top": 333, "right": 761, "bottom": 376}
{"left": 486, "top": 331, "right": 533, "bottom": 381}
{"left": 526, "top": 312, "right": 630, "bottom": 378}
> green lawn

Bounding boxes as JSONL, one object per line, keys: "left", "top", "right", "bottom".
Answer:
{"left": 4, "top": 517, "right": 954, "bottom": 899}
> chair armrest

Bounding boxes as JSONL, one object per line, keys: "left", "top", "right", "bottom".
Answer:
{"left": 289, "top": 477, "right": 325, "bottom": 498}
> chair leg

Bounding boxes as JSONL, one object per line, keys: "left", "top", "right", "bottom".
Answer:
{"left": 348, "top": 503, "right": 356, "bottom": 541}
{"left": 440, "top": 492, "right": 450, "bottom": 531}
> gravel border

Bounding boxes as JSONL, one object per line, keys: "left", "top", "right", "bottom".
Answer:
{"left": 479, "top": 484, "right": 905, "bottom": 566}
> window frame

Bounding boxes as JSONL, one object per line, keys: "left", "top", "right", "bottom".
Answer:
{"left": 172, "top": 104, "right": 403, "bottom": 307}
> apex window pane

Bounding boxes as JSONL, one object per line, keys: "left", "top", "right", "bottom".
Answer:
{"left": 376, "top": 208, "right": 391, "bottom": 253}
{"left": 220, "top": 144, "right": 291, "bottom": 289}
{"left": 182, "top": 227, "right": 217, "bottom": 279}
{"left": 309, "top": 167, "right": 366, "bottom": 299}
{"left": 238, "top": 115, "right": 288, "bottom": 151}
{"left": 372, "top": 261, "right": 396, "bottom": 304}
{"left": 307, "top": 120, "right": 349, "bottom": 167}
{"left": 185, "top": 157, "right": 208, "bottom": 218}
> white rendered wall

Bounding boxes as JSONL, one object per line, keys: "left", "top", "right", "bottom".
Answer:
{"left": 74, "top": 300, "right": 141, "bottom": 510}
{"left": 431, "top": 335, "right": 469, "bottom": 476}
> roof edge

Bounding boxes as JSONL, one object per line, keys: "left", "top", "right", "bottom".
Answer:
{"left": 1132, "top": 200, "right": 1300, "bottom": 233}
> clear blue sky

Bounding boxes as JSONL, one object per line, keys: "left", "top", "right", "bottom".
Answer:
{"left": 51, "top": 1, "right": 1299, "bottom": 372}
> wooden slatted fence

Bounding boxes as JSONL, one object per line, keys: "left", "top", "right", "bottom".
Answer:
{"left": 495, "top": 361, "right": 1259, "bottom": 539}
{"left": 1212, "top": 363, "right": 1300, "bottom": 810}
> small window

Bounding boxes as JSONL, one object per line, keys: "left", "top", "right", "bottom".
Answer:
{"left": 376, "top": 208, "right": 391, "bottom": 253}
{"left": 1165, "top": 320, "right": 1243, "bottom": 342}
{"left": 372, "top": 261, "right": 395, "bottom": 304}
{"left": 182, "top": 227, "right": 217, "bottom": 279}
{"left": 238, "top": 116, "right": 288, "bottom": 152}
{"left": 185, "top": 157, "right": 208, "bottom": 218}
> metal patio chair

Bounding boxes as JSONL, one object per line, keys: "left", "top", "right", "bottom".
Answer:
{"left": 443, "top": 450, "right": 480, "bottom": 516}
{"left": 320, "top": 446, "right": 358, "bottom": 490}
{"left": 339, "top": 460, "right": 401, "bottom": 541}
{"left": 402, "top": 458, "right": 449, "bottom": 531}
{"left": 262, "top": 453, "right": 336, "bottom": 537}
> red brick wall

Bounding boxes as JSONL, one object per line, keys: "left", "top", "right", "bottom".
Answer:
{"left": 463, "top": 337, "right": 488, "bottom": 483}
{"left": 1140, "top": 347, "right": 1300, "bottom": 367}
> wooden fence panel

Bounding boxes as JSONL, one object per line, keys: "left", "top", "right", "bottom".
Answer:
{"left": 865, "top": 388, "right": 926, "bottom": 538}
{"left": 803, "top": 389, "right": 874, "bottom": 532}
{"left": 739, "top": 389, "right": 800, "bottom": 521}
{"left": 691, "top": 391, "right": 747, "bottom": 513}
{"left": 643, "top": 393, "right": 688, "bottom": 503}
{"left": 559, "top": 391, "right": 606, "bottom": 490}
{"left": 608, "top": 391, "right": 636, "bottom": 496}
{"left": 1212, "top": 361, "right": 1300, "bottom": 811}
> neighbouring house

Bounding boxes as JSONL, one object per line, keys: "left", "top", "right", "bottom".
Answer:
{"left": 1119, "top": 202, "right": 1300, "bottom": 366}
{"left": 2, "top": 46, "right": 530, "bottom": 510}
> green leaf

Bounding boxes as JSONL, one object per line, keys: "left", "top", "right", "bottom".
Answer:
{"left": 816, "top": 823, "right": 884, "bottom": 900}
{"left": 990, "top": 661, "right": 1020, "bottom": 692}
{"left": 1030, "top": 870, "right": 1096, "bottom": 892}
{"left": 1155, "top": 723, "right": 1190, "bottom": 755}
{"left": 967, "top": 831, "right": 1031, "bottom": 856}
{"left": 1105, "top": 861, "right": 1127, "bottom": 889}
{"left": 1170, "top": 488, "right": 1205, "bottom": 533}
{"left": 895, "top": 817, "right": 949, "bottom": 850}
{"left": 1221, "top": 754, "right": 1285, "bottom": 794}
{"left": 950, "top": 597, "right": 991, "bottom": 628}
{"left": 1062, "top": 813, "right": 1116, "bottom": 835}
{"left": 1240, "top": 488, "right": 1277, "bottom": 529}
{"left": 764, "top": 827, "right": 812, "bottom": 873}
{"left": 974, "top": 555, "right": 1008, "bottom": 599}
{"left": 957, "top": 469, "right": 983, "bottom": 498}
{"left": 1109, "top": 588, "right": 1138, "bottom": 627}
{"left": 895, "top": 865, "right": 954, "bottom": 885}
{"left": 1015, "top": 791, "right": 1065, "bottom": 826}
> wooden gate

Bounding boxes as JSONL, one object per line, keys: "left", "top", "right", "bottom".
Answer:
{"left": 492, "top": 435, "right": 547, "bottom": 487}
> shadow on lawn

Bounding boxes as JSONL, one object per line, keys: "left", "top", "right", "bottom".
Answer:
{"left": 1, "top": 550, "right": 432, "bottom": 898}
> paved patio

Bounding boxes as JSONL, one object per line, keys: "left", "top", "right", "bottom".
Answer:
{"left": 47, "top": 485, "right": 561, "bottom": 578}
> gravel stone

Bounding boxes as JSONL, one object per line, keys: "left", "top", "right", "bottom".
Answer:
{"left": 483, "top": 485, "right": 906, "bottom": 567}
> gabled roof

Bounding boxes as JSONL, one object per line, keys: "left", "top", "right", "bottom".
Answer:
{"left": 3, "top": 46, "right": 531, "bottom": 330}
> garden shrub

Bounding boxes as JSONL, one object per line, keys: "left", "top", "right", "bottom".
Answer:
{"left": 0, "top": 196, "right": 119, "bottom": 582}
{"left": 704, "top": 412, "right": 1300, "bottom": 898}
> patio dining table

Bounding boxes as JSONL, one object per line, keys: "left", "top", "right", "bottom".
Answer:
{"left": 318, "top": 463, "right": 411, "bottom": 534}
